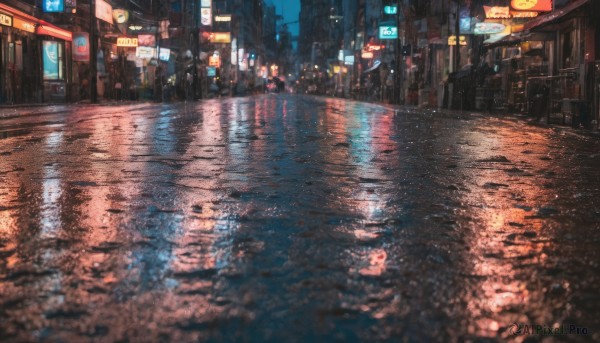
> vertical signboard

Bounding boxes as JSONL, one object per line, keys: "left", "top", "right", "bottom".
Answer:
{"left": 201, "top": 8, "right": 212, "bottom": 26}
{"left": 96, "top": 0, "right": 113, "bottom": 24}
{"left": 73, "top": 32, "right": 90, "bottom": 62}
{"left": 43, "top": 41, "right": 59, "bottom": 80}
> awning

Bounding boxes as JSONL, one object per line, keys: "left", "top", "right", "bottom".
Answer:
{"left": 363, "top": 60, "right": 381, "bottom": 73}
{"left": 0, "top": 3, "right": 72, "bottom": 41}
{"left": 524, "top": 0, "right": 589, "bottom": 31}
{"left": 37, "top": 20, "right": 72, "bottom": 41}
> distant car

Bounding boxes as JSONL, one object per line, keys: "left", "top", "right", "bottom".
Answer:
{"left": 266, "top": 79, "right": 278, "bottom": 93}
{"left": 266, "top": 78, "right": 285, "bottom": 93}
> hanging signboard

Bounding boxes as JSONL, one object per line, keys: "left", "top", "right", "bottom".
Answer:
{"left": 484, "top": 6, "right": 511, "bottom": 19}
{"left": 43, "top": 41, "right": 59, "bottom": 80}
{"left": 117, "top": 37, "right": 138, "bottom": 47}
{"left": 378, "top": 26, "right": 398, "bottom": 40}
{"left": 137, "top": 34, "right": 155, "bottom": 47}
{"left": 474, "top": 22, "right": 506, "bottom": 35}
{"left": 201, "top": 0, "right": 211, "bottom": 7}
{"left": 113, "top": 9, "right": 129, "bottom": 24}
{"left": 43, "top": 0, "right": 64, "bottom": 13}
{"left": 73, "top": 32, "right": 90, "bottom": 62}
{"left": 201, "top": 8, "right": 212, "bottom": 26}
{"left": 510, "top": 0, "right": 552, "bottom": 12}
{"left": 96, "top": 0, "right": 113, "bottom": 24}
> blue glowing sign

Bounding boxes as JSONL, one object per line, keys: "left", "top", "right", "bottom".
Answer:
{"left": 43, "top": 0, "right": 64, "bottom": 13}
{"left": 43, "top": 41, "right": 59, "bottom": 80}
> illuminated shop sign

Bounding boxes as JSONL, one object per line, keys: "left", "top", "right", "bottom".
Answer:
{"left": 73, "top": 32, "right": 90, "bottom": 61}
{"left": 13, "top": 18, "right": 35, "bottom": 33}
{"left": 209, "top": 55, "right": 221, "bottom": 67}
{"left": 113, "top": 9, "right": 129, "bottom": 24}
{"left": 201, "top": 0, "right": 211, "bottom": 7}
{"left": 210, "top": 32, "right": 231, "bottom": 43}
{"left": 207, "top": 66, "right": 216, "bottom": 77}
{"left": 215, "top": 15, "right": 231, "bottom": 22}
{"left": 95, "top": 0, "right": 113, "bottom": 24}
{"left": 474, "top": 22, "right": 506, "bottom": 35}
{"left": 136, "top": 46, "right": 156, "bottom": 59}
{"left": 511, "top": 0, "right": 551, "bottom": 12}
{"left": 43, "top": 0, "right": 64, "bottom": 13}
{"left": 384, "top": 5, "right": 397, "bottom": 15}
{"left": 448, "top": 35, "right": 467, "bottom": 46}
{"left": 159, "top": 48, "right": 170, "bottom": 61}
{"left": 0, "top": 12, "right": 13, "bottom": 26}
{"left": 201, "top": 8, "right": 212, "bottom": 26}
{"left": 117, "top": 37, "right": 138, "bottom": 47}
{"left": 361, "top": 51, "right": 373, "bottom": 59}
{"left": 484, "top": 6, "right": 511, "bottom": 19}
{"left": 378, "top": 26, "right": 398, "bottom": 40}
{"left": 137, "top": 34, "right": 155, "bottom": 47}
{"left": 511, "top": 11, "right": 538, "bottom": 18}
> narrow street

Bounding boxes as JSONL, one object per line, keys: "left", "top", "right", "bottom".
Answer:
{"left": 1, "top": 95, "right": 599, "bottom": 342}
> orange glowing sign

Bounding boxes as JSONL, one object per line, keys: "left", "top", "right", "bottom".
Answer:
{"left": 13, "top": 17, "right": 36, "bottom": 33}
{"left": 510, "top": 11, "right": 538, "bottom": 18}
{"left": 209, "top": 55, "right": 221, "bottom": 67}
{"left": 210, "top": 32, "right": 231, "bottom": 43}
{"left": 366, "top": 44, "right": 385, "bottom": 52}
{"left": 511, "top": 0, "right": 551, "bottom": 12}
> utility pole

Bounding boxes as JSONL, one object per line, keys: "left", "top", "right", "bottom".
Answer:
{"left": 454, "top": 0, "right": 460, "bottom": 73}
{"left": 395, "top": 2, "right": 401, "bottom": 104}
{"left": 90, "top": 0, "right": 97, "bottom": 103}
{"left": 193, "top": 0, "right": 199, "bottom": 100}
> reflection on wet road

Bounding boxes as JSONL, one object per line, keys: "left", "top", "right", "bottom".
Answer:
{"left": 1, "top": 96, "right": 599, "bottom": 342}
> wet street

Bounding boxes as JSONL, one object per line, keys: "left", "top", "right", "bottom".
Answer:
{"left": 1, "top": 95, "right": 599, "bottom": 342}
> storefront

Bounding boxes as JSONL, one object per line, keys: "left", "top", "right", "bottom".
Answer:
{"left": 523, "top": 0, "right": 595, "bottom": 127}
{"left": 0, "top": 3, "right": 72, "bottom": 104}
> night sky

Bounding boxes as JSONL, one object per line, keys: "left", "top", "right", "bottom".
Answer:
{"left": 272, "top": 0, "right": 300, "bottom": 37}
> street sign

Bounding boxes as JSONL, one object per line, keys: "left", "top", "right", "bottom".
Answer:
{"left": 378, "top": 26, "right": 398, "bottom": 40}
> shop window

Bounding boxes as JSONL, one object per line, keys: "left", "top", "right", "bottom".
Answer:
{"left": 562, "top": 29, "right": 576, "bottom": 69}
{"left": 42, "top": 41, "right": 64, "bottom": 80}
